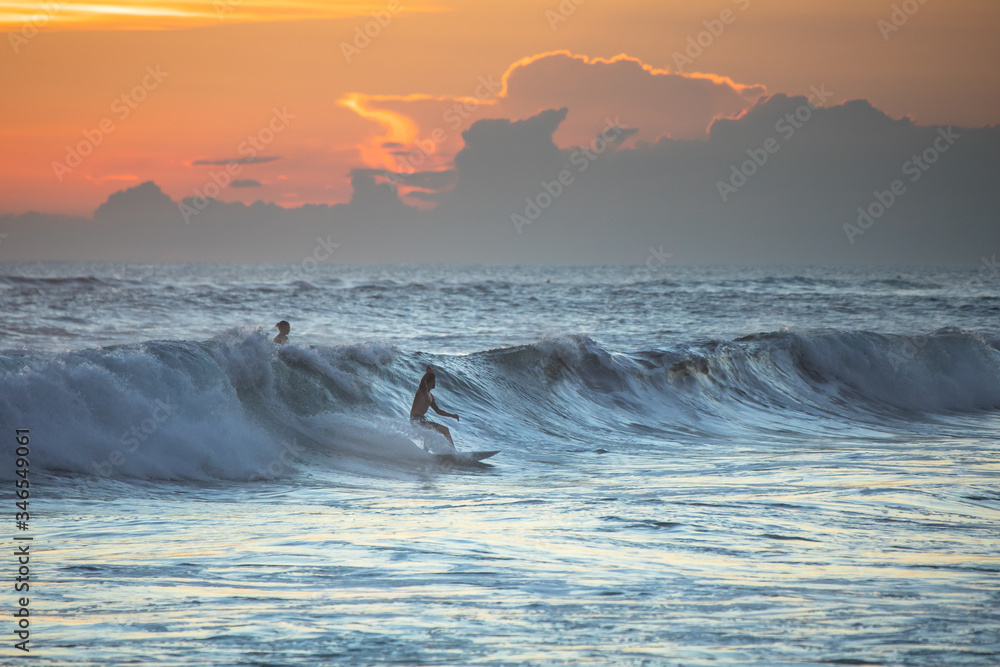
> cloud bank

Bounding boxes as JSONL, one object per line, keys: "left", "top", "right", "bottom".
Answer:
{"left": 2, "top": 94, "right": 997, "bottom": 266}
{"left": 337, "top": 51, "right": 767, "bottom": 196}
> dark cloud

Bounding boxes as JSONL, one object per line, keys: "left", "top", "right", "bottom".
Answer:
{"left": 93, "top": 181, "right": 175, "bottom": 222}
{"left": 342, "top": 51, "right": 768, "bottom": 174}
{"left": 230, "top": 179, "right": 262, "bottom": 188}
{"left": 449, "top": 107, "right": 569, "bottom": 209}
{"left": 2, "top": 97, "right": 997, "bottom": 265}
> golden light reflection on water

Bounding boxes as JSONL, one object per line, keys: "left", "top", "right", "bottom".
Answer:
{"left": 36, "top": 441, "right": 1000, "bottom": 665}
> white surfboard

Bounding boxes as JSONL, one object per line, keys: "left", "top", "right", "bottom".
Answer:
{"left": 433, "top": 450, "right": 500, "bottom": 465}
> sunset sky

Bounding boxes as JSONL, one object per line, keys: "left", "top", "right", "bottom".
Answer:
{"left": 3, "top": 0, "right": 998, "bottom": 217}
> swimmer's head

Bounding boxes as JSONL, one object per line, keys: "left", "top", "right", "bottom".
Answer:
{"left": 275, "top": 320, "right": 290, "bottom": 334}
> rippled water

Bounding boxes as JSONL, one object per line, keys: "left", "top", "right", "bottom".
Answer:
{"left": 3, "top": 262, "right": 999, "bottom": 665}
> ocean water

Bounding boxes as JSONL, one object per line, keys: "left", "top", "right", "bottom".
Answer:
{"left": 1, "top": 262, "right": 999, "bottom": 666}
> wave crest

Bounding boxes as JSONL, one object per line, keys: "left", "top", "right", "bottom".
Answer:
{"left": 1, "top": 328, "right": 997, "bottom": 481}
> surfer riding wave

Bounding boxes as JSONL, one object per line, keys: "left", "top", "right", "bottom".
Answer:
{"left": 410, "top": 365, "right": 460, "bottom": 449}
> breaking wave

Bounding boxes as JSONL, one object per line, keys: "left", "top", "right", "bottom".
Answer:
{"left": 1, "top": 327, "right": 997, "bottom": 481}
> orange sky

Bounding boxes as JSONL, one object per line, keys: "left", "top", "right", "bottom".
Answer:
{"left": 2, "top": 0, "right": 998, "bottom": 215}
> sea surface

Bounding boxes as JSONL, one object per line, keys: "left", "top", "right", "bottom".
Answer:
{"left": 1, "top": 262, "right": 999, "bottom": 666}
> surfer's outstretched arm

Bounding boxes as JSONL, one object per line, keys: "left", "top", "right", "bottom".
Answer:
{"left": 430, "top": 396, "right": 459, "bottom": 421}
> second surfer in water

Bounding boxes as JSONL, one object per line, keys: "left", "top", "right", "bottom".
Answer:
{"left": 410, "top": 365, "right": 460, "bottom": 449}
{"left": 273, "top": 320, "right": 290, "bottom": 344}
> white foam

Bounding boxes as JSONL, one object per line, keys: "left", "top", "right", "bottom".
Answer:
{"left": 0, "top": 333, "right": 286, "bottom": 481}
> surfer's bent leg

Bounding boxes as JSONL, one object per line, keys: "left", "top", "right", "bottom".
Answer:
{"left": 431, "top": 422, "right": 454, "bottom": 447}
{"left": 411, "top": 415, "right": 454, "bottom": 448}
{"left": 410, "top": 416, "right": 428, "bottom": 450}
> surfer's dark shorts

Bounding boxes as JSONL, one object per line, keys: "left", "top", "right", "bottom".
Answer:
{"left": 411, "top": 414, "right": 440, "bottom": 428}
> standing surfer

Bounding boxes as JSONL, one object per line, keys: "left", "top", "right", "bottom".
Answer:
{"left": 410, "top": 365, "right": 460, "bottom": 449}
